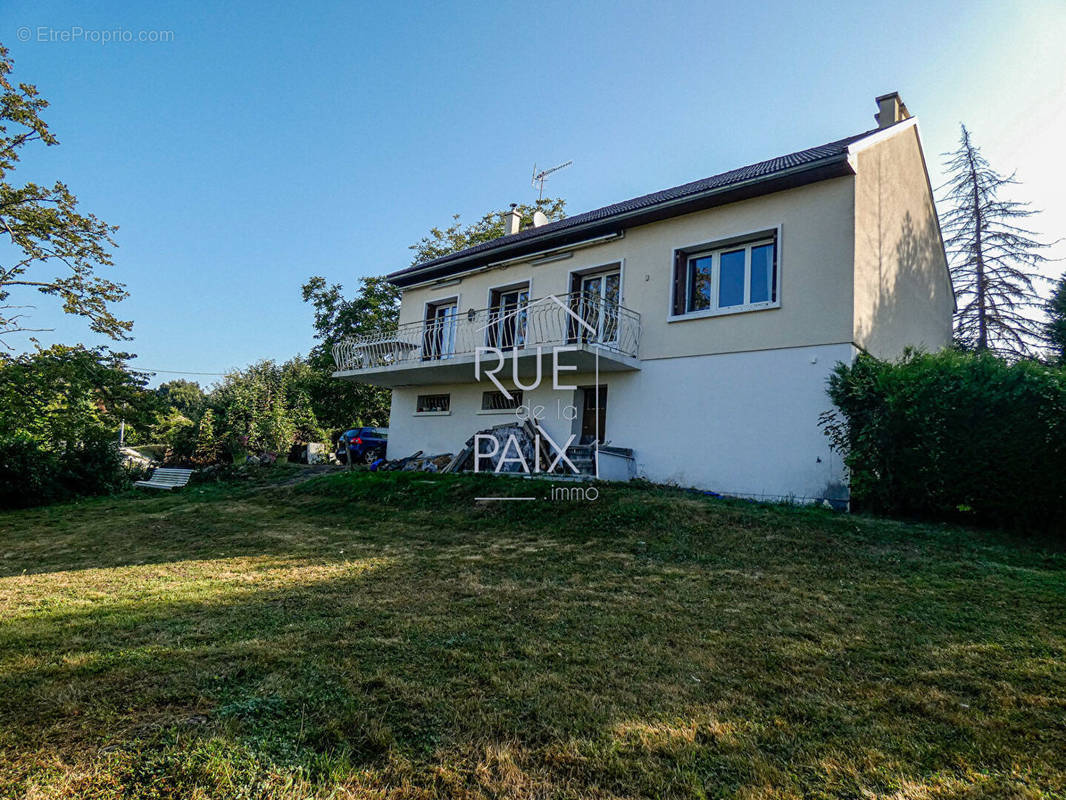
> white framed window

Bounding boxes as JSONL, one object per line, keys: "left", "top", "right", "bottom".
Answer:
{"left": 423, "top": 299, "right": 458, "bottom": 361}
{"left": 671, "top": 232, "right": 778, "bottom": 318}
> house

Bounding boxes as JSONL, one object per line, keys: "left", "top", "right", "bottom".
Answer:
{"left": 332, "top": 93, "right": 954, "bottom": 502}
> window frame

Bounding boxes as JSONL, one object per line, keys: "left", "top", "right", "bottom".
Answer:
{"left": 485, "top": 280, "right": 531, "bottom": 350}
{"left": 669, "top": 226, "right": 782, "bottom": 321}
{"left": 567, "top": 262, "right": 623, "bottom": 346}
{"left": 478, "top": 389, "right": 524, "bottom": 414}
{"left": 422, "top": 296, "right": 459, "bottom": 361}
{"left": 414, "top": 393, "right": 451, "bottom": 415}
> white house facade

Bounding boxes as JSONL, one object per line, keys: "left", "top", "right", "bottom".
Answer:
{"left": 331, "top": 94, "right": 954, "bottom": 502}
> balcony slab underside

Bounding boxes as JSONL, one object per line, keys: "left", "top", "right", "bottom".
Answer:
{"left": 332, "top": 345, "right": 640, "bottom": 387}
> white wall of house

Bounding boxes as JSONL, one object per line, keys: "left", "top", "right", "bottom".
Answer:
{"left": 609, "top": 343, "right": 855, "bottom": 500}
{"left": 386, "top": 342, "right": 854, "bottom": 502}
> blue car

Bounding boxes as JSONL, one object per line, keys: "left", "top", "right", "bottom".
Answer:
{"left": 336, "top": 427, "right": 389, "bottom": 465}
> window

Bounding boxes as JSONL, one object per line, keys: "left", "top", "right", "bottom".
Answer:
{"left": 487, "top": 285, "right": 529, "bottom": 349}
{"left": 575, "top": 269, "right": 621, "bottom": 343}
{"left": 416, "top": 393, "right": 450, "bottom": 413}
{"left": 672, "top": 233, "right": 778, "bottom": 316}
{"left": 481, "top": 390, "right": 523, "bottom": 410}
{"left": 423, "top": 300, "right": 458, "bottom": 360}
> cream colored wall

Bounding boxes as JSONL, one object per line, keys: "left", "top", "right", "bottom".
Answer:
{"left": 852, "top": 125, "right": 954, "bottom": 358}
{"left": 397, "top": 177, "right": 858, "bottom": 359}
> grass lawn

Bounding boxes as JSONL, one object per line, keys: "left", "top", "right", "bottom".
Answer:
{"left": 1, "top": 467, "right": 1063, "bottom": 799}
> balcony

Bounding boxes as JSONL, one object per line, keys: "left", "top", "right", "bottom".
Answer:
{"left": 332, "top": 291, "right": 641, "bottom": 387}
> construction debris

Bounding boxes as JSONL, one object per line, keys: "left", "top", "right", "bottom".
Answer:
{"left": 443, "top": 421, "right": 552, "bottom": 474}
{"left": 400, "top": 453, "right": 453, "bottom": 472}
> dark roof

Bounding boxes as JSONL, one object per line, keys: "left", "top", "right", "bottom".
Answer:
{"left": 389, "top": 126, "right": 879, "bottom": 287}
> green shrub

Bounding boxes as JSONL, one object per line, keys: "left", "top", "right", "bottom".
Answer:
{"left": 56, "top": 438, "right": 131, "bottom": 498}
{"left": 822, "top": 350, "right": 1066, "bottom": 531}
{"left": 0, "top": 436, "right": 132, "bottom": 509}
{"left": 0, "top": 436, "right": 63, "bottom": 508}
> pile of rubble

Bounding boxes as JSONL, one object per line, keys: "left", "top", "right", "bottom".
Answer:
{"left": 373, "top": 420, "right": 555, "bottom": 475}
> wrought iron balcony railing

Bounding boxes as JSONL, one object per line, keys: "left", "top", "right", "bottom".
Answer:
{"left": 332, "top": 291, "right": 640, "bottom": 372}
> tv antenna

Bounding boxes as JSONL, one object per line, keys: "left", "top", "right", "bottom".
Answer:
{"left": 531, "top": 160, "right": 572, "bottom": 200}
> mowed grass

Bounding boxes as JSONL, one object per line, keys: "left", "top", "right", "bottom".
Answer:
{"left": 0, "top": 468, "right": 1063, "bottom": 799}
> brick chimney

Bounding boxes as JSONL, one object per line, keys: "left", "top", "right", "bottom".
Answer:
{"left": 875, "top": 92, "right": 910, "bottom": 129}
{"left": 504, "top": 203, "right": 521, "bottom": 236}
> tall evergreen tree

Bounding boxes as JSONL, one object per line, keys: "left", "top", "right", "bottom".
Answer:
{"left": 1044, "top": 274, "right": 1066, "bottom": 365}
{"left": 939, "top": 125, "right": 1054, "bottom": 357}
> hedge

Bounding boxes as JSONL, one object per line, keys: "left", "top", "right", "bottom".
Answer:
{"left": 822, "top": 350, "right": 1066, "bottom": 531}
{"left": 0, "top": 437, "right": 135, "bottom": 510}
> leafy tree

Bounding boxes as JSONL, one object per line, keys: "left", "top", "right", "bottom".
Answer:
{"left": 0, "top": 344, "right": 156, "bottom": 507}
{"left": 939, "top": 125, "right": 1055, "bottom": 357}
{"left": 408, "top": 197, "right": 565, "bottom": 263}
{"left": 0, "top": 44, "right": 129, "bottom": 346}
{"left": 155, "top": 379, "right": 205, "bottom": 417}
{"left": 261, "top": 400, "right": 296, "bottom": 456}
{"left": 278, "top": 357, "right": 328, "bottom": 443}
{"left": 207, "top": 359, "right": 323, "bottom": 461}
{"left": 0, "top": 344, "right": 154, "bottom": 446}
{"left": 301, "top": 275, "right": 400, "bottom": 430}
{"left": 1044, "top": 274, "right": 1066, "bottom": 365}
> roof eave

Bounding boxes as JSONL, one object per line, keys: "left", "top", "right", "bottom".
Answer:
{"left": 388, "top": 153, "right": 855, "bottom": 288}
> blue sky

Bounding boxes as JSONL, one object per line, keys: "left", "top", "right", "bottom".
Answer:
{"left": 4, "top": 0, "right": 1065, "bottom": 384}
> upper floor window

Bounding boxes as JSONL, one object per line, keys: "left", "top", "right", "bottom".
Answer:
{"left": 424, "top": 299, "right": 458, "bottom": 361}
{"left": 487, "top": 284, "right": 529, "bottom": 349}
{"left": 672, "top": 232, "right": 778, "bottom": 317}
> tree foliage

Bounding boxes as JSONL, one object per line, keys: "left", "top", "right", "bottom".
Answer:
{"left": 408, "top": 197, "right": 566, "bottom": 263}
{"left": 208, "top": 359, "right": 324, "bottom": 461}
{"left": 939, "top": 125, "right": 1055, "bottom": 358}
{"left": 0, "top": 344, "right": 155, "bottom": 446}
{"left": 0, "top": 44, "right": 129, "bottom": 346}
{"left": 155, "top": 379, "right": 205, "bottom": 417}
{"left": 0, "top": 345, "right": 157, "bottom": 508}
{"left": 1044, "top": 274, "right": 1066, "bottom": 365}
{"left": 301, "top": 275, "right": 400, "bottom": 431}
{"left": 192, "top": 408, "right": 218, "bottom": 466}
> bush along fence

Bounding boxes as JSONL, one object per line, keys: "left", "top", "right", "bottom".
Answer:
{"left": 821, "top": 349, "right": 1066, "bottom": 532}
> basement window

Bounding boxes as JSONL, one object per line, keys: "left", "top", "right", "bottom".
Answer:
{"left": 481, "top": 390, "right": 523, "bottom": 411}
{"left": 416, "top": 393, "right": 450, "bottom": 414}
{"left": 671, "top": 232, "right": 779, "bottom": 318}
